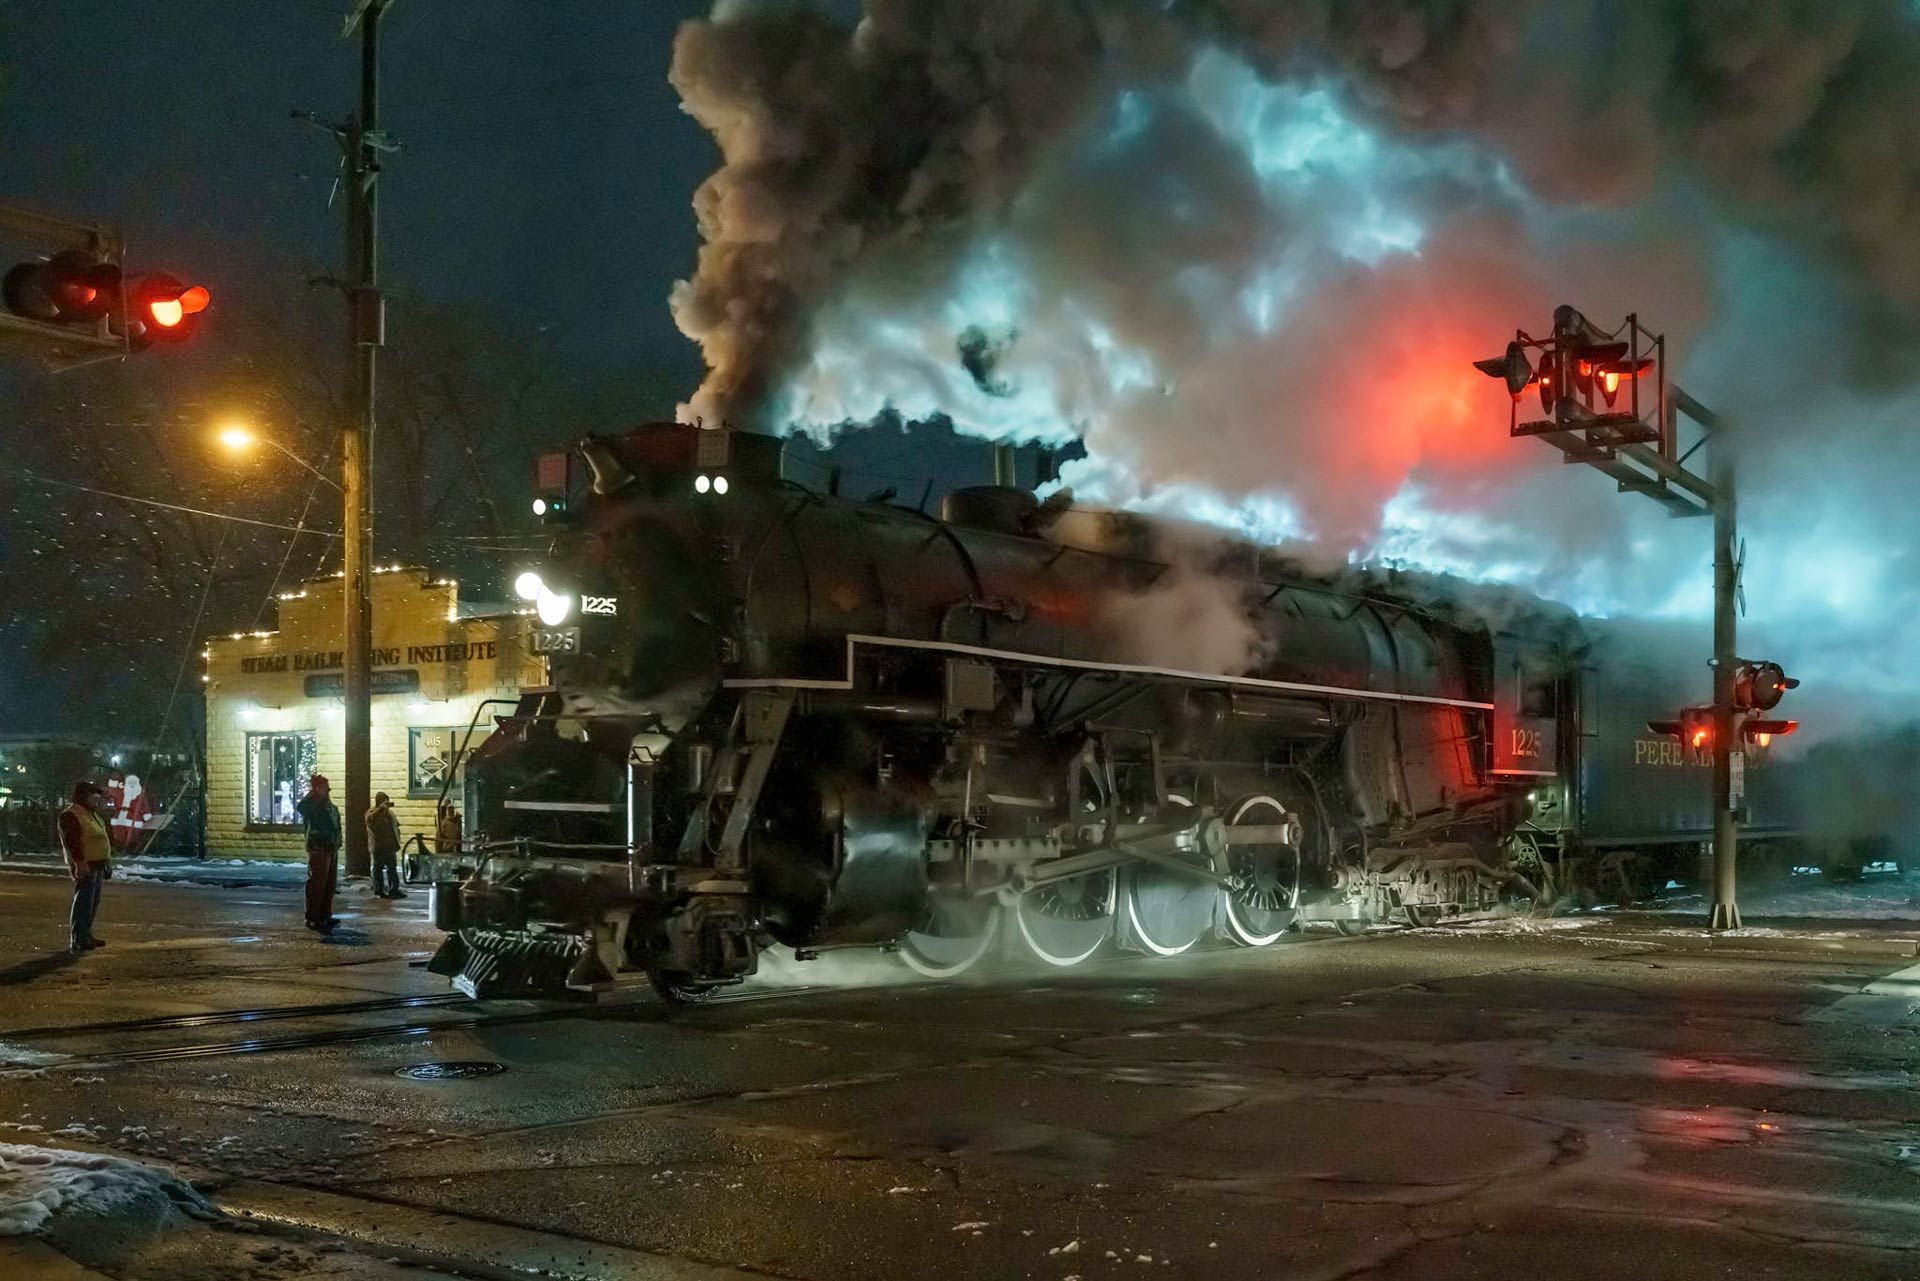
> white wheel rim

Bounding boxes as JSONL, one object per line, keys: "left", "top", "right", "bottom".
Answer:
{"left": 1224, "top": 893, "right": 1289, "bottom": 948}
{"left": 899, "top": 905, "right": 1000, "bottom": 978}
{"left": 1123, "top": 793, "right": 1209, "bottom": 956}
{"left": 1222, "top": 795, "right": 1298, "bottom": 948}
{"left": 1125, "top": 880, "right": 1200, "bottom": 956}
{"left": 1014, "top": 888, "right": 1111, "bottom": 967}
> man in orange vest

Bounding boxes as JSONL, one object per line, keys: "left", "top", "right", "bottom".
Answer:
{"left": 58, "top": 780, "right": 113, "bottom": 954}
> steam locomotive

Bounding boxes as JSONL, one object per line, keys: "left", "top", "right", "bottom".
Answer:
{"left": 426, "top": 422, "right": 1805, "bottom": 1001}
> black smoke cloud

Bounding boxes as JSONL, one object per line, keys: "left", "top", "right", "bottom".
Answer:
{"left": 668, "top": 1, "right": 1920, "bottom": 730}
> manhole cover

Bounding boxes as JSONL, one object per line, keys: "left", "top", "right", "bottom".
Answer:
{"left": 395, "top": 1060, "right": 506, "bottom": 1081}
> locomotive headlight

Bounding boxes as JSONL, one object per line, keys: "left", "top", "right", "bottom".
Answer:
{"left": 695, "top": 474, "right": 711, "bottom": 494}
{"left": 513, "top": 570, "right": 544, "bottom": 602}
{"left": 535, "top": 586, "right": 574, "bottom": 627}
{"left": 713, "top": 474, "right": 729, "bottom": 495}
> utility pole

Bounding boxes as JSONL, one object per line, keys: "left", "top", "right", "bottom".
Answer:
{"left": 340, "top": 0, "right": 395, "bottom": 878}
{"left": 1475, "top": 304, "right": 1748, "bottom": 930}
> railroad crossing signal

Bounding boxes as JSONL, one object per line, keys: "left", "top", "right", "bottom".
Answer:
{"left": 1477, "top": 302, "right": 1759, "bottom": 931}
{"left": 1647, "top": 660, "right": 1799, "bottom": 750}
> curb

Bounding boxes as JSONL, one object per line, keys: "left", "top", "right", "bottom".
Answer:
{"left": 0, "top": 1238, "right": 117, "bottom": 1281}
{"left": 0, "top": 861, "right": 312, "bottom": 890}
{"left": 217, "top": 1179, "right": 770, "bottom": 1281}
{"left": 1591, "top": 927, "right": 1919, "bottom": 962}
{"left": 0, "top": 1140, "right": 758, "bottom": 1281}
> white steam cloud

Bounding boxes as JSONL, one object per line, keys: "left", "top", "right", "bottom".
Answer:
{"left": 670, "top": 1, "right": 1920, "bottom": 731}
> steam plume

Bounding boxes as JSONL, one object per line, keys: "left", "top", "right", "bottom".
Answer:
{"left": 670, "top": 1, "right": 1920, "bottom": 727}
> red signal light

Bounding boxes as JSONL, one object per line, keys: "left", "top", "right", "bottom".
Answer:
{"left": 1733, "top": 661, "right": 1797, "bottom": 712}
{"left": 1596, "top": 356, "right": 1654, "bottom": 407}
{"left": 147, "top": 284, "right": 209, "bottom": 329}
{"left": 3, "top": 250, "right": 119, "bottom": 325}
{"left": 123, "top": 274, "right": 210, "bottom": 347}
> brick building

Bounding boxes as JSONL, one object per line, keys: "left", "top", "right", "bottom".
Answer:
{"left": 202, "top": 568, "right": 545, "bottom": 860}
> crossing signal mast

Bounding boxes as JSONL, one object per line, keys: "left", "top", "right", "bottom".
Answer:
{"left": 1475, "top": 304, "right": 1774, "bottom": 930}
{"left": 0, "top": 204, "right": 210, "bottom": 368}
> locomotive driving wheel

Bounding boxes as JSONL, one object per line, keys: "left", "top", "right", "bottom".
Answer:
{"left": 898, "top": 894, "right": 1001, "bottom": 979}
{"left": 1220, "top": 793, "right": 1303, "bottom": 947}
{"left": 1122, "top": 795, "right": 1215, "bottom": 957}
{"left": 1014, "top": 749, "right": 1122, "bottom": 967}
{"left": 1015, "top": 870, "right": 1117, "bottom": 967}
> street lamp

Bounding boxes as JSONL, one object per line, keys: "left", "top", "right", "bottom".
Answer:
{"left": 216, "top": 413, "right": 373, "bottom": 879}
{"left": 216, "top": 422, "right": 341, "bottom": 491}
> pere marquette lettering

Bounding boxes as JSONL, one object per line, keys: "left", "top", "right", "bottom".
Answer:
{"left": 1632, "top": 738, "right": 1755, "bottom": 768}
{"left": 238, "top": 640, "right": 499, "bottom": 675}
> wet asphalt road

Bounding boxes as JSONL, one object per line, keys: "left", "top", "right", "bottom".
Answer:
{"left": 2, "top": 871, "right": 1919, "bottom": 1280}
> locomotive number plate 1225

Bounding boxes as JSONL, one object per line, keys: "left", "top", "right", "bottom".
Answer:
{"left": 533, "top": 627, "right": 580, "bottom": 655}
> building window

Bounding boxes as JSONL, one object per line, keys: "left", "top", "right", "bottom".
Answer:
{"left": 246, "top": 731, "right": 316, "bottom": 827}
{"left": 409, "top": 727, "right": 463, "bottom": 800}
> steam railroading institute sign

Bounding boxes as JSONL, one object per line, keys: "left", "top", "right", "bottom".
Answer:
{"left": 240, "top": 640, "right": 500, "bottom": 676}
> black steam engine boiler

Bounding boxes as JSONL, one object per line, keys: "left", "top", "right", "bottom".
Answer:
{"left": 428, "top": 422, "right": 1618, "bottom": 1001}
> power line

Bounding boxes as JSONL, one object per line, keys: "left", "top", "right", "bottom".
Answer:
{"left": 153, "top": 524, "right": 231, "bottom": 755}
{"left": 14, "top": 471, "right": 343, "bottom": 538}
{"left": 251, "top": 438, "right": 340, "bottom": 629}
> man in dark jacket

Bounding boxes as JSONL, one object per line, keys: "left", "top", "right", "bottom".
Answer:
{"left": 366, "top": 791, "right": 405, "bottom": 899}
{"left": 295, "top": 773, "right": 342, "bottom": 934}
{"left": 58, "top": 780, "right": 113, "bottom": 953}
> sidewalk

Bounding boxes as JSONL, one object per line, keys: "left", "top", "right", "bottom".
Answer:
{"left": 0, "top": 851, "right": 307, "bottom": 889}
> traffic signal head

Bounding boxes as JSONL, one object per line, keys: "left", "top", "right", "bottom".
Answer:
{"left": 1472, "top": 340, "right": 1534, "bottom": 401}
{"left": 1685, "top": 707, "right": 1712, "bottom": 751}
{"left": 1733, "top": 660, "right": 1798, "bottom": 712}
{"left": 123, "top": 273, "right": 210, "bottom": 347}
{"left": 1595, "top": 355, "right": 1654, "bottom": 407}
{"left": 1569, "top": 341, "right": 1624, "bottom": 400}
{"left": 1536, "top": 348, "right": 1558, "bottom": 416}
{"left": 1646, "top": 706, "right": 1714, "bottom": 752}
{"left": 1742, "top": 719, "right": 1797, "bottom": 747}
{"left": 532, "top": 448, "right": 574, "bottom": 522}
{"left": 3, "top": 250, "right": 119, "bottom": 324}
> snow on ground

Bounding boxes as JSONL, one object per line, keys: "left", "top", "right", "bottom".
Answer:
{"left": 0, "top": 1143, "right": 215, "bottom": 1236}
{"left": 1649, "top": 873, "right": 1920, "bottom": 921}
{"left": 0, "top": 1046, "right": 68, "bottom": 1069}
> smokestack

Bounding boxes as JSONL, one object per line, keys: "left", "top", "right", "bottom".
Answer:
{"left": 990, "top": 443, "right": 1017, "bottom": 489}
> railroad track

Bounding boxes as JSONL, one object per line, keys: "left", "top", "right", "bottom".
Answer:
{"left": 0, "top": 929, "right": 1354, "bottom": 1073}
{"left": 0, "top": 982, "right": 821, "bottom": 1073}
{"left": 1, "top": 992, "right": 475, "bottom": 1041}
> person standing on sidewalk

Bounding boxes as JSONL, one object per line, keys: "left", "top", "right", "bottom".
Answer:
{"left": 365, "top": 791, "right": 405, "bottom": 899}
{"left": 58, "top": 780, "right": 113, "bottom": 953}
{"left": 295, "top": 773, "right": 342, "bottom": 934}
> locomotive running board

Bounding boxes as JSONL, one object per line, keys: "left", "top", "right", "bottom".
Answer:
{"left": 725, "top": 634, "right": 1493, "bottom": 712}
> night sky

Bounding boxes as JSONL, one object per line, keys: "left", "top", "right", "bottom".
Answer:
{"left": 1, "top": 1, "right": 715, "bottom": 386}
{"left": 0, "top": 2, "right": 1007, "bottom": 738}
